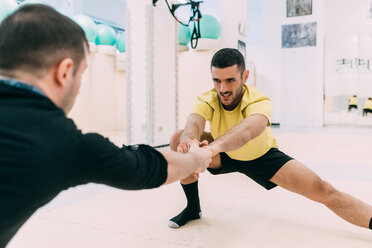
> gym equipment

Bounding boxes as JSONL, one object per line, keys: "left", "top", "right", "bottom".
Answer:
{"left": 160, "top": 0, "right": 203, "bottom": 48}
{"left": 178, "top": 23, "right": 191, "bottom": 45}
{"left": 73, "top": 14, "right": 98, "bottom": 43}
{"left": 197, "top": 14, "right": 221, "bottom": 39}
{"left": 95, "top": 24, "right": 116, "bottom": 46}
{"left": 117, "top": 32, "right": 126, "bottom": 53}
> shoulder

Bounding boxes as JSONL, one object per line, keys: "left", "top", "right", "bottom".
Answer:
{"left": 198, "top": 88, "right": 218, "bottom": 102}
{"left": 242, "top": 85, "right": 270, "bottom": 106}
{"left": 246, "top": 85, "right": 266, "bottom": 98}
{"left": 196, "top": 88, "right": 220, "bottom": 109}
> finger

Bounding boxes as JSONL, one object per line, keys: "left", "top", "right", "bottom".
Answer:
{"left": 200, "top": 140, "right": 209, "bottom": 147}
{"left": 177, "top": 144, "right": 185, "bottom": 153}
{"left": 178, "top": 143, "right": 188, "bottom": 153}
{"left": 182, "top": 144, "right": 188, "bottom": 153}
{"left": 188, "top": 140, "right": 199, "bottom": 152}
{"left": 177, "top": 146, "right": 182, "bottom": 152}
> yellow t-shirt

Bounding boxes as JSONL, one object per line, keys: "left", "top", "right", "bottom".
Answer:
{"left": 191, "top": 84, "right": 278, "bottom": 161}
{"left": 364, "top": 99, "right": 372, "bottom": 110}
{"left": 349, "top": 96, "right": 358, "bottom": 106}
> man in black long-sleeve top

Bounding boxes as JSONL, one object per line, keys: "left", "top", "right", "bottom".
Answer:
{"left": 0, "top": 4, "right": 212, "bottom": 246}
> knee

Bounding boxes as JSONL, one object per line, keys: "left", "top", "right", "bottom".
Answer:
{"left": 312, "top": 180, "right": 338, "bottom": 205}
{"left": 170, "top": 129, "right": 183, "bottom": 151}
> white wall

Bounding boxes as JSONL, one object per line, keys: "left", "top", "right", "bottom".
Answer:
{"left": 281, "top": 0, "right": 325, "bottom": 127}
{"left": 44, "top": 0, "right": 126, "bottom": 26}
{"left": 126, "top": 0, "right": 177, "bottom": 145}
{"left": 68, "top": 45, "right": 127, "bottom": 134}
{"left": 325, "top": 0, "right": 372, "bottom": 37}
{"left": 200, "top": 0, "right": 220, "bottom": 17}
{"left": 245, "top": 0, "right": 282, "bottom": 124}
{"left": 82, "top": 0, "right": 126, "bottom": 27}
{"left": 178, "top": 50, "right": 217, "bottom": 129}
{"left": 220, "top": 0, "right": 246, "bottom": 48}
{"left": 245, "top": 0, "right": 325, "bottom": 127}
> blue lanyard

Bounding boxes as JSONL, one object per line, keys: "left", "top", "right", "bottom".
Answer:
{"left": 0, "top": 78, "right": 45, "bottom": 97}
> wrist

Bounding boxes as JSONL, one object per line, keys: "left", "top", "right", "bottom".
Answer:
{"left": 209, "top": 140, "right": 224, "bottom": 155}
{"left": 185, "top": 152, "right": 199, "bottom": 173}
{"left": 212, "top": 140, "right": 224, "bottom": 149}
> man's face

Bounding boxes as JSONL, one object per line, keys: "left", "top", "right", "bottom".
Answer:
{"left": 62, "top": 55, "right": 87, "bottom": 114}
{"left": 211, "top": 64, "right": 248, "bottom": 110}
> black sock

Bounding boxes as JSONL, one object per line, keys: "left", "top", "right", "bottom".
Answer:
{"left": 369, "top": 217, "right": 372, "bottom": 229}
{"left": 182, "top": 181, "right": 201, "bottom": 210}
{"left": 169, "top": 181, "right": 201, "bottom": 228}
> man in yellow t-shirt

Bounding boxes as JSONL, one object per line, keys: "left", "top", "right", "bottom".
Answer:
{"left": 348, "top": 95, "right": 358, "bottom": 111}
{"left": 168, "top": 48, "right": 372, "bottom": 231}
{"left": 363, "top": 97, "right": 372, "bottom": 116}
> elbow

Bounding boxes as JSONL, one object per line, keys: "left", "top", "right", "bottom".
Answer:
{"left": 259, "top": 120, "right": 268, "bottom": 133}
{"left": 247, "top": 116, "right": 268, "bottom": 140}
{"left": 257, "top": 115, "right": 269, "bottom": 133}
{"left": 255, "top": 122, "right": 268, "bottom": 138}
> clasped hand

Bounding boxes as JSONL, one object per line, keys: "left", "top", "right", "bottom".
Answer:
{"left": 176, "top": 138, "right": 221, "bottom": 179}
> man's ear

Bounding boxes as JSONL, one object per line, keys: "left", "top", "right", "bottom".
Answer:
{"left": 243, "top": 69, "right": 249, "bottom": 82}
{"left": 55, "top": 58, "right": 74, "bottom": 87}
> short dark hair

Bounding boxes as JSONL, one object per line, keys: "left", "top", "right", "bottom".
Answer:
{"left": 0, "top": 4, "right": 88, "bottom": 75}
{"left": 211, "top": 48, "right": 246, "bottom": 74}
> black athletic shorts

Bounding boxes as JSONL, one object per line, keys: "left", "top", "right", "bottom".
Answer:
{"left": 207, "top": 148, "right": 293, "bottom": 190}
{"left": 348, "top": 104, "right": 357, "bottom": 110}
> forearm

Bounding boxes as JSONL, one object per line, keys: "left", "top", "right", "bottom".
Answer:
{"left": 211, "top": 114, "right": 268, "bottom": 154}
{"left": 180, "top": 113, "right": 206, "bottom": 142}
{"left": 213, "top": 123, "right": 253, "bottom": 153}
{"left": 180, "top": 123, "right": 203, "bottom": 142}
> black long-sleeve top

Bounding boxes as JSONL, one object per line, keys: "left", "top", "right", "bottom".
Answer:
{"left": 0, "top": 80, "right": 167, "bottom": 246}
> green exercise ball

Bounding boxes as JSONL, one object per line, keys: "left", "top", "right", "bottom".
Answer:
{"left": 19, "top": 0, "right": 47, "bottom": 7}
{"left": 0, "top": 0, "right": 18, "bottom": 23}
{"left": 95, "top": 24, "right": 116, "bottom": 46}
{"left": 73, "top": 14, "right": 98, "bottom": 43}
{"left": 197, "top": 14, "right": 221, "bottom": 39}
{"left": 116, "top": 32, "right": 126, "bottom": 53}
{"left": 178, "top": 23, "right": 190, "bottom": 45}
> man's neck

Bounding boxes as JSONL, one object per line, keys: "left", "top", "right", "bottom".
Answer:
{"left": 0, "top": 69, "right": 65, "bottom": 113}
{"left": 0, "top": 71, "right": 54, "bottom": 102}
{"left": 0, "top": 70, "right": 39, "bottom": 85}
{"left": 0, "top": 73, "right": 17, "bottom": 81}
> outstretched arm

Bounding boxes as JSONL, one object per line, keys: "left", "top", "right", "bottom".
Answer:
{"left": 207, "top": 113, "right": 268, "bottom": 156}
{"left": 78, "top": 133, "right": 210, "bottom": 190}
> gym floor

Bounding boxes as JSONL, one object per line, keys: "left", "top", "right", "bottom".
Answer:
{"left": 7, "top": 127, "right": 372, "bottom": 248}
